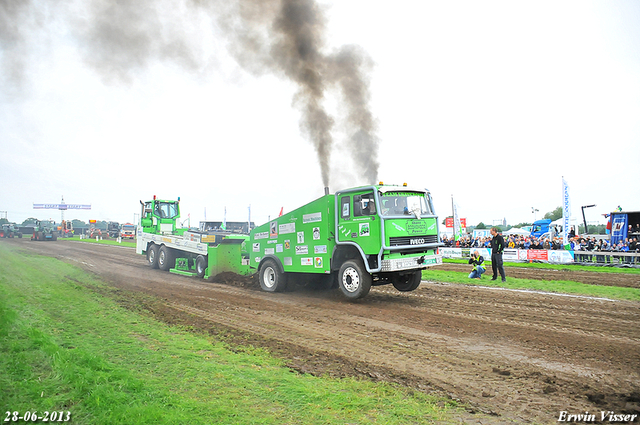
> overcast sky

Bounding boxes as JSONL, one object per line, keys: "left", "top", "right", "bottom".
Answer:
{"left": 1, "top": 0, "right": 639, "bottom": 228}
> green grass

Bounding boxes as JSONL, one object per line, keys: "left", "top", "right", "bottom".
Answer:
{"left": 0, "top": 243, "right": 459, "bottom": 424}
{"left": 423, "top": 267, "right": 640, "bottom": 301}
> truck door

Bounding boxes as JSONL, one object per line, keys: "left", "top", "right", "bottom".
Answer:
{"left": 337, "top": 190, "right": 381, "bottom": 256}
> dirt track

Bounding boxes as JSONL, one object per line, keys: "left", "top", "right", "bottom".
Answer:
{"left": 9, "top": 239, "right": 640, "bottom": 424}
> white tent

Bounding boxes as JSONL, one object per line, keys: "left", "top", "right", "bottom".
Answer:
{"left": 504, "top": 228, "right": 530, "bottom": 236}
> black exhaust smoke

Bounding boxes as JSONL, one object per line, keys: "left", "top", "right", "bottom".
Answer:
{"left": 216, "top": 0, "right": 379, "bottom": 188}
{"left": 1, "top": 0, "right": 380, "bottom": 187}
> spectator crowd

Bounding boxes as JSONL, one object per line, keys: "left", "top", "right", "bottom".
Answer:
{"left": 441, "top": 233, "right": 639, "bottom": 264}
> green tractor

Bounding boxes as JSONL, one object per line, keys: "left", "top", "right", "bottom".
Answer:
{"left": 31, "top": 220, "right": 58, "bottom": 241}
{"left": 1, "top": 223, "right": 23, "bottom": 238}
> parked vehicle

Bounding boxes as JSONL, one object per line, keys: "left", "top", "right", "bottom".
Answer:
{"left": 1, "top": 223, "right": 23, "bottom": 238}
{"left": 120, "top": 223, "right": 136, "bottom": 239}
{"left": 530, "top": 219, "right": 552, "bottom": 238}
{"left": 56, "top": 220, "right": 74, "bottom": 238}
{"left": 107, "top": 221, "right": 120, "bottom": 238}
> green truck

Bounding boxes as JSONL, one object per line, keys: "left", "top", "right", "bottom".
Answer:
{"left": 137, "top": 184, "right": 442, "bottom": 300}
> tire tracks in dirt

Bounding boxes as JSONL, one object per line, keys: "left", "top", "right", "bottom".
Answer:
{"left": 8, "top": 238, "right": 640, "bottom": 423}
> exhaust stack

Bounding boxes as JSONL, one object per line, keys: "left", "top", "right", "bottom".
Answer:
{"left": 324, "top": 187, "right": 330, "bottom": 195}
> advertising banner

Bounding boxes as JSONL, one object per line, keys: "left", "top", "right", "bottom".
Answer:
{"left": 445, "top": 217, "right": 467, "bottom": 228}
{"left": 548, "top": 250, "right": 574, "bottom": 263}
{"left": 503, "top": 248, "right": 519, "bottom": 261}
{"left": 562, "top": 177, "right": 571, "bottom": 246}
{"left": 440, "top": 248, "right": 575, "bottom": 264}
{"left": 440, "top": 248, "right": 464, "bottom": 258}
{"left": 452, "top": 198, "right": 462, "bottom": 241}
{"left": 527, "top": 250, "right": 549, "bottom": 261}
{"left": 611, "top": 213, "right": 628, "bottom": 245}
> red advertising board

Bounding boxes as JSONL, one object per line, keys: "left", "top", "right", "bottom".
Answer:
{"left": 445, "top": 217, "right": 467, "bottom": 228}
{"left": 527, "top": 250, "right": 548, "bottom": 261}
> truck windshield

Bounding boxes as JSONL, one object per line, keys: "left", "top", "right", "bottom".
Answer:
{"left": 156, "top": 202, "right": 179, "bottom": 219}
{"left": 380, "top": 191, "right": 432, "bottom": 217}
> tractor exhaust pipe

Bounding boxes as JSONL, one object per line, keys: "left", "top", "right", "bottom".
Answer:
{"left": 324, "top": 187, "right": 329, "bottom": 195}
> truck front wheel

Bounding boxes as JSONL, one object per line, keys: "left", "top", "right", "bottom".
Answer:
{"left": 259, "top": 259, "right": 287, "bottom": 292}
{"left": 147, "top": 244, "right": 159, "bottom": 269}
{"left": 391, "top": 270, "right": 422, "bottom": 292}
{"left": 338, "top": 260, "right": 371, "bottom": 300}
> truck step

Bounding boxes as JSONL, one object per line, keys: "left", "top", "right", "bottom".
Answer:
{"left": 169, "top": 268, "right": 198, "bottom": 277}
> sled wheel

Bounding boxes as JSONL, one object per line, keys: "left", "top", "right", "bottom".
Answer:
{"left": 196, "top": 255, "right": 207, "bottom": 279}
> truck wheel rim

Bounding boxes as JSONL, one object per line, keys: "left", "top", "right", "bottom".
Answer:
{"left": 263, "top": 266, "right": 276, "bottom": 289}
{"left": 149, "top": 250, "right": 156, "bottom": 264}
{"left": 342, "top": 267, "right": 360, "bottom": 293}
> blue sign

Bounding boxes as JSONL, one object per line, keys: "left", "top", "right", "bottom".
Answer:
{"left": 610, "top": 213, "right": 628, "bottom": 245}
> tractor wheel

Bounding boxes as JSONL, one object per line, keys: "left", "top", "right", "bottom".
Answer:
{"left": 338, "top": 259, "right": 372, "bottom": 300}
{"left": 196, "top": 255, "right": 207, "bottom": 279}
{"left": 259, "top": 259, "right": 287, "bottom": 292}
{"left": 147, "top": 244, "right": 159, "bottom": 269}
{"left": 158, "top": 245, "right": 175, "bottom": 271}
{"left": 391, "top": 270, "right": 422, "bottom": 292}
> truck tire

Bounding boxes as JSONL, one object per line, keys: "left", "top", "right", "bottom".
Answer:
{"left": 158, "top": 245, "right": 175, "bottom": 271}
{"left": 196, "top": 255, "right": 207, "bottom": 279}
{"left": 147, "top": 244, "right": 159, "bottom": 269}
{"left": 259, "top": 259, "right": 287, "bottom": 292}
{"left": 338, "top": 259, "right": 371, "bottom": 300}
{"left": 391, "top": 270, "right": 422, "bottom": 292}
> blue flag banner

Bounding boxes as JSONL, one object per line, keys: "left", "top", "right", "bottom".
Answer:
{"left": 611, "top": 213, "right": 628, "bottom": 245}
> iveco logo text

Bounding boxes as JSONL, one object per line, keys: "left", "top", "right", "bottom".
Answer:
{"left": 410, "top": 238, "right": 425, "bottom": 245}
{"left": 393, "top": 223, "right": 405, "bottom": 232}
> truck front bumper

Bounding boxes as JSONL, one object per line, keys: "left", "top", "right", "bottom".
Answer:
{"left": 380, "top": 254, "right": 442, "bottom": 272}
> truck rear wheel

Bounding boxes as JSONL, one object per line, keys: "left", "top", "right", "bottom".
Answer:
{"left": 158, "top": 245, "right": 175, "bottom": 271}
{"left": 391, "top": 270, "right": 422, "bottom": 292}
{"left": 147, "top": 244, "right": 159, "bottom": 269}
{"left": 338, "top": 260, "right": 371, "bottom": 300}
{"left": 196, "top": 255, "right": 207, "bottom": 279}
{"left": 259, "top": 259, "right": 287, "bottom": 292}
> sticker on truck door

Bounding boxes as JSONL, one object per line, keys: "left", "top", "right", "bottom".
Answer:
{"left": 359, "top": 223, "right": 370, "bottom": 237}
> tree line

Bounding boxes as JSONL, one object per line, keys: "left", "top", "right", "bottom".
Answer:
{"left": 0, "top": 218, "right": 112, "bottom": 230}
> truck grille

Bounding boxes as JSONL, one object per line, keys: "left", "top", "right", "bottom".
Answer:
{"left": 389, "top": 234, "right": 439, "bottom": 247}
